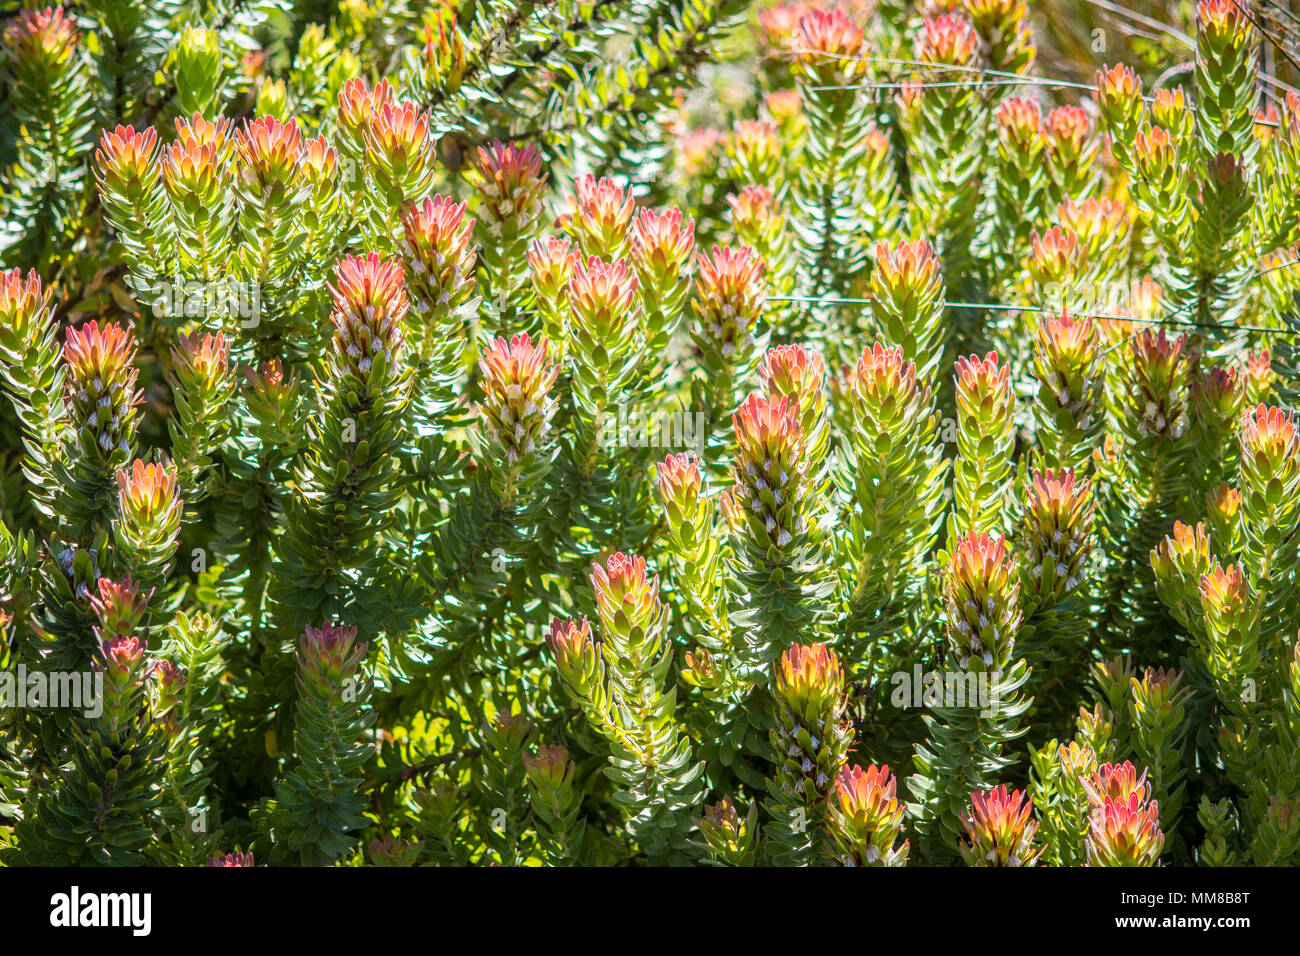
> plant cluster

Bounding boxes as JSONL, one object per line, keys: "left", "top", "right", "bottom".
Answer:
{"left": 2, "top": 0, "right": 1300, "bottom": 867}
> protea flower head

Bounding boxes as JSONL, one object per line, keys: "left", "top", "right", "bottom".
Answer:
{"left": 1239, "top": 404, "right": 1300, "bottom": 491}
{"left": 162, "top": 115, "right": 234, "bottom": 208}
{"left": 88, "top": 576, "right": 151, "bottom": 641}
{"left": 630, "top": 206, "right": 695, "bottom": 293}
{"left": 763, "top": 88, "right": 804, "bottom": 139}
{"left": 336, "top": 77, "right": 393, "bottom": 158}
{"left": 757, "top": 2, "right": 808, "bottom": 51}
{"left": 965, "top": 0, "right": 1035, "bottom": 73}
{"left": 1057, "top": 197, "right": 1129, "bottom": 262}
{"left": 475, "top": 140, "right": 547, "bottom": 239}
{"left": 327, "top": 252, "right": 408, "bottom": 383}
{"left": 1045, "top": 105, "right": 1092, "bottom": 163}
{"left": 1095, "top": 63, "right": 1143, "bottom": 123}
{"left": 568, "top": 175, "right": 635, "bottom": 261}
{"left": 1151, "top": 87, "right": 1190, "bottom": 132}
{"left": 522, "top": 742, "right": 574, "bottom": 793}
{"left": 546, "top": 616, "right": 597, "bottom": 682}
{"left": 869, "top": 239, "right": 945, "bottom": 378}
{"left": 1058, "top": 739, "right": 1098, "bottom": 782}
{"left": 242, "top": 358, "right": 299, "bottom": 439}
{"left": 693, "top": 246, "right": 765, "bottom": 359}
{"left": 0, "top": 267, "right": 53, "bottom": 347}
{"left": 1031, "top": 311, "right": 1101, "bottom": 459}
{"left": 174, "top": 113, "right": 234, "bottom": 155}
{"left": 93, "top": 633, "right": 151, "bottom": 734}
{"left": 1025, "top": 226, "right": 1087, "bottom": 299}
{"left": 63, "top": 320, "right": 140, "bottom": 460}
{"left": 775, "top": 641, "right": 842, "bottom": 712}
{"left": 954, "top": 351, "right": 1014, "bottom": 462}
{"left": 794, "top": 7, "right": 868, "bottom": 83}
{"left": 1132, "top": 126, "right": 1178, "bottom": 179}
{"left": 1244, "top": 350, "right": 1274, "bottom": 407}
{"left": 366, "top": 101, "right": 436, "bottom": 198}
{"left": 566, "top": 255, "right": 638, "bottom": 343}
{"left": 1205, "top": 482, "right": 1242, "bottom": 540}
{"left": 1150, "top": 520, "right": 1214, "bottom": 627}
{"left": 696, "top": 797, "right": 759, "bottom": 866}
{"left": 400, "top": 194, "right": 477, "bottom": 322}
{"left": 1125, "top": 329, "right": 1190, "bottom": 440}
{"left": 1086, "top": 781, "right": 1164, "bottom": 866}
{"left": 771, "top": 642, "right": 851, "bottom": 801}
{"left": 960, "top": 786, "right": 1041, "bottom": 866}
{"left": 1191, "top": 365, "right": 1243, "bottom": 437}
{"left": 1198, "top": 0, "right": 1252, "bottom": 48}
{"left": 728, "top": 185, "right": 779, "bottom": 247}
{"left": 655, "top": 452, "right": 704, "bottom": 534}
{"left": 299, "top": 133, "right": 338, "bottom": 193}
{"left": 729, "top": 119, "right": 779, "bottom": 183}
{"left": 829, "top": 764, "right": 909, "bottom": 866}
{"left": 1131, "top": 665, "right": 1188, "bottom": 721}
{"left": 529, "top": 235, "right": 579, "bottom": 304}
{"left": 918, "top": 13, "right": 981, "bottom": 67}
{"left": 590, "top": 552, "right": 665, "bottom": 647}
{"left": 297, "top": 622, "right": 367, "bottom": 697}
{"left": 235, "top": 115, "right": 303, "bottom": 188}
{"left": 116, "top": 459, "right": 182, "bottom": 532}
{"left": 95, "top": 125, "right": 160, "bottom": 206}
{"left": 3, "top": 6, "right": 78, "bottom": 76}
{"left": 759, "top": 344, "right": 827, "bottom": 450}
{"left": 995, "top": 96, "right": 1043, "bottom": 153}
{"left": 731, "top": 392, "right": 809, "bottom": 552}
{"left": 676, "top": 126, "right": 722, "bottom": 179}
{"left": 945, "top": 532, "right": 1021, "bottom": 671}
{"left": 848, "top": 343, "right": 931, "bottom": 435}
{"left": 206, "top": 851, "right": 256, "bottom": 867}
{"left": 151, "top": 658, "right": 188, "bottom": 729}
{"left": 1084, "top": 760, "right": 1150, "bottom": 806}
{"left": 474, "top": 333, "right": 559, "bottom": 470}
{"left": 170, "top": 331, "right": 231, "bottom": 403}
{"left": 1022, "top": 469, "right": 1094, "bottom": 607}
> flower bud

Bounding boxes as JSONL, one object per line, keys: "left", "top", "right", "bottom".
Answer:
{"left": 692, "top": 245, "right": 765, "bottom": 365}
{"left": 960, "top": 785, "right": 1041, "bottom": 866}
{"left": 696, "top": 797, "right": 759, "bottom": 866}
{"left": 828, "top": 764, "right": 909, "bottom": 866}
{"left": 1022, "top": 469, "right": 1094, "bottom": 607}
{"left": 590, "top": 552, "right": 665, "bottom": 647}
{"left": 1125, "top": 330, "right": 1190, "bottom": 440}
{"left": 88, "top": 576, "right": 151, "bottom": 641}
{"left": 327, "top": 252, "right": 408, "bottom": 384}
{"left": 770, "top": 642, "right": 852, "bottom": 820}
{"left": 568, "top": 175, "right": 634, "bottom": 261}
{"left": 655, "top": 452, "right": 704, "bottom": 536}
{"left": 731, "top": 393, "right": 808, "bottom": 552}
{"left": 728, "top": 119, "right": 779, "bottom": 185}
{"left": 337, "top": 78, "right": 393, "bottom": 161}
{"left": 297, "top": 622, "right": 367, "bottom": 701}
{"left": 869, "top": 239, "right": 945, "bottom": 380}
{"left": 401, "top": 195, "right": 477, "bottom": 334}
{"left": 63, "top": 320, "right": 140, "bottom": 462}
{"left": 474, "top": 333, "right": 559, "bottom": 473}
{"left": 945, "top": 531, "right": 1021, "bottom": 670}
{"left": 475, "top": 140, "right": 547, "bottom": 240}
{"left": 794, "top": 8, "right": 868, "bottom": 84}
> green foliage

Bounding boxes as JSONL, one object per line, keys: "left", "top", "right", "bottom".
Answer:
{"left": 3, "top": 0, "right": 1300, "bottom": 870}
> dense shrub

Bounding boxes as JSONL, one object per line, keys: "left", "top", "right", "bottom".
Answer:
{"left": 2, "top": 0, "right": 1300, "bottom": 867}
